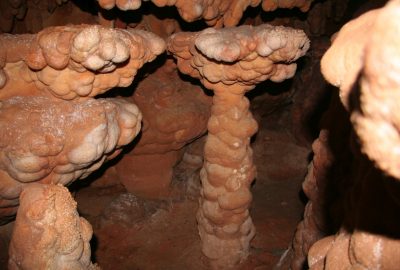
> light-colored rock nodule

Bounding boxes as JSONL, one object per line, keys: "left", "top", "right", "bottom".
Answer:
{"left": 168, "top": 24, "right": 309, "bottom": 268}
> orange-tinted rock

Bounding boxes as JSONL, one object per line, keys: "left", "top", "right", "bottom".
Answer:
{"left": 168, "top": 24, "right": 309, "bottom": 268}
{"left": 0, "top": 24, "right": 165, "bottom": 100}
{"left": 0, "top": 96, "right": 142, "bottom": 218}
{"left": 322, "top": 0, "right": 400, "bottom": 182}
{"left": 0, "top": 24, "right": 165, "bottom": 221}
{"left": 305, "top": 1, "right": 400, "bottom": 269}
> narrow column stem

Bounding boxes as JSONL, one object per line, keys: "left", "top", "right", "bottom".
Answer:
{"left": 197, "top": 89, "right": 258, "bottom": 268}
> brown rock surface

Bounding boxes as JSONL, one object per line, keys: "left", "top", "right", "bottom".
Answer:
{"left": 115, "top": 60, "right": 211, "bottom": 198}
{"left": 168, "top": 24, "right": 309, "bottom": 268}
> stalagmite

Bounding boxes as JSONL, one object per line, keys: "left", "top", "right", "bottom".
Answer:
{"left": 168, "top": 24, "right": 309, "bottom": 268}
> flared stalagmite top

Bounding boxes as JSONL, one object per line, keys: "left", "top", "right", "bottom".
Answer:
{"left": 321, "top": 0, "right": 400, "bottom": 180}
{"left": 0, "top": 24, "right": 165, "bottom": 99}
{"left": 167, "top": 24, "right": 310, "bottom": 91}
{"left": 97, "top": 0, "right": 314, "bottom": 27}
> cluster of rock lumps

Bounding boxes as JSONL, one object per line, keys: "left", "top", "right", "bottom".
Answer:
{"left": 167, "top": 24, "right": 309, "bottom": 268}
{"left": 0, "top": 24, "right": 165, "bottom": 267}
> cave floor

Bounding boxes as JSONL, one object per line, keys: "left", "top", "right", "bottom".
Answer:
{"left": 0, "top": 109, "right": 310, "bottom": 269}
{"left": 77, "top": 111, "right": 310, "bottom": 270}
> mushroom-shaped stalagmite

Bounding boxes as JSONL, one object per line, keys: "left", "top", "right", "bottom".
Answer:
{"left": 97, "top": 0, "right": 314, "bottom": 27}
{"left": 8, "top": 183, "right": 98, "bottom": 270}
{"left": 167, "top": 24, "right": 309, "bottom": 268}
{"left": 0, "top": 24, "right": 165, "bottom": 222}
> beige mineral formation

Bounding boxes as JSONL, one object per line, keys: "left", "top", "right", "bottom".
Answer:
{"left": 0, "top": 24, "right": 165, "bottom": 221}
{"left": 167, "top": 24, "right": 309, "bottom": 268}
{"left": 8, "top": 183, "right": 98, "bottom": 270}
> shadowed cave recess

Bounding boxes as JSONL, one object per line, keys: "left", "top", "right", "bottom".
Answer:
{"left": 1, "top": 0, "right": 399, "bottom": 269}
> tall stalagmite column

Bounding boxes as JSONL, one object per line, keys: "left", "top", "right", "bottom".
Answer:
{"left": 168, "top": 24, "right": 309, "bottom": 268}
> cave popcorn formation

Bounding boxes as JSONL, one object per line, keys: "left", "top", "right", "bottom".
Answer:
{"left": 168, "top": 24, "right": 309, "bottom": 268}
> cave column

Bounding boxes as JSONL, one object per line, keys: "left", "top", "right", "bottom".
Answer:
{"left": 197, "top": 83, "right": 257, "bottom": 268}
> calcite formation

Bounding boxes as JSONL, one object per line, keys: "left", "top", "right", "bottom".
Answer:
{"left": 304, "top": 0, "right": 400, "bottom": 269}
{"left": 8, "top": 183, "right": 98, "bottom": 270}
{"left": 0, "top": 96, "right": 141, "bottom": 219}
{"left": 322, "top": 0, "right": 400, "bottom": 181}
{"left": 0, "top": 24, "right": 165, "bottom": 100}
{"left": 291, "top": 130, "right": 333, "bottom": 269}
{"left": 115, "top": 60, "right": 211, "bottom": 198}
{"left": 168, "top": 24, "right": 309, "bottom": 268}
{"left": 290, "top": 94, "right": 352, "bottom": 270}
{"left": 0, "top": 24, "right": 165, "bottom": 221}
{"left": 97, "top": 0, "right": 314, "bottom": 27}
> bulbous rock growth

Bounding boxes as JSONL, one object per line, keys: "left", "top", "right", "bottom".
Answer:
{"left": 0, "top": 24, "right": 165, "bottom": 222}
{"left": 168, "top": 24, "right": 309, "bottom": 268}
{"left": 321, "top": 0, "right": 400, "bottom": 182}
{"left": 0, "top": 96, "right": 141, "bottom": 219}
{"left": 308, "top": 1, "right": 400, "bottom": 269}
